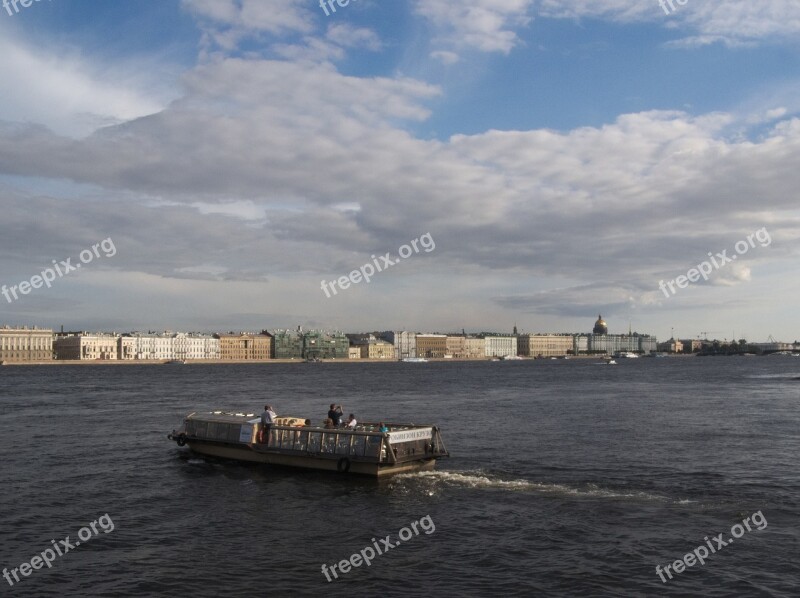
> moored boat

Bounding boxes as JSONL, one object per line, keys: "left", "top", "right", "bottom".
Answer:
{"left": 401, "top": 357, "right": 428, "bottom": 363}
{"left": 168, "top": 411, "right": 449, "bottom": 477}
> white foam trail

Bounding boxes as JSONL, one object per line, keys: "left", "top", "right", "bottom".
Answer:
{"left": 396, "top": 470, "right": 687, "bottom": 503}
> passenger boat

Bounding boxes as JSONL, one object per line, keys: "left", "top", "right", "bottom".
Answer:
{"left": 167, "top": 411, "right": 449, "bottom": 477}
{"left": 613, "top": 351, "right": 639, "bottom": 359}
{"left": 401, "top": 357, "right": 428, "bottom": 363}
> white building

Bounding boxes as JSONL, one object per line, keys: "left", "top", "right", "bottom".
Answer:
{"left": 483, "top": 336, "right": 518, "bottom": 358}
{"left": 54, "top": 333, "right": 119, "bottom": 360}
{"left": 118, "top": 333, "right": 220, "bottom": 360}
{"left": 378, "top": 331, "right": 416, "bottom": 359}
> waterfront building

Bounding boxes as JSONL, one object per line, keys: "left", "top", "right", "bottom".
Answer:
{"left": 348, "top": 347, "right": 361, "bottom": 359}
{"left": 679, "top": 339, "right": 706, "bottom": 353}
{"left": 271, "top": 329, "right": 304, "bottom": 359}
{"left": 445, "top": 335, "right": 465, "bottom": 358}
{"left": 116, "top": 333, "right": 174, "bottom": 360}
{"left": 0, "top": 326, "right": 53, "bottom": 362}
{"left": 361, "top": 339, "right": 394, "bottom": 359}
{"left": 657, "top": 338, "right": 684, "bottom": 353}
{"left": 444, "top": 335, "right": 485, "bottom": 359}
{"left": 346, "top": 334, "right": 394, "bottom": 359}
{"left": 54, "top": 333, "right": 119, "bottom": 360}
{"left": 215, "top": 332, "right": 272, "bottom": 360}
{"left": 518, "top": 334, "right": 574, "bottom": 357}
{"left": 302, "top": 330, "right": 349, "bottom": 359}
{"left": 416, "top": 334, "right": 448, "bottom": 358}
{"left": 579, "top": 315, "right": 657, "bottom": 355}
{"left": 464, "top": 337, "right": 486, "bottom": 359}
{"left": 480, "top": 334, "right": 518, "bottom": 358}
{"left": 377, "top": 331, "right": 416, "bottom": 359}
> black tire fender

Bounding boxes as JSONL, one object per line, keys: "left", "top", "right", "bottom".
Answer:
{"left": 177, "top": 434, "right": 187, "bottom": 447}
{"left": 337, "top": 457, "right": 351, "bottom": 473}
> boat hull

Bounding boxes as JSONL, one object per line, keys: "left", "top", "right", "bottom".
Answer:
{"left": 183, "top": 440, "right": 438, "bottom": 477}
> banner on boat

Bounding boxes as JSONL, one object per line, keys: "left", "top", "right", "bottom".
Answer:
{"left": 239, "top": 423, "right": 255, "bottom": 443}
{"left": 388, "top": 428, "right": 432, "bottom": 444}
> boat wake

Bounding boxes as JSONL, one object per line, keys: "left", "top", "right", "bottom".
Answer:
{"left": 393, "top": 470, "right": 689, "bottom": 503}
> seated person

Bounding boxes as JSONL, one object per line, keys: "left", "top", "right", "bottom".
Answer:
{"left": 346, "top": 414, "right": 357, "bottom": 428}
{"left": 323, "top": 418, "right": 335, "bottom": 429}
{"left": 379, "top": 421, "right": 389, "bottom": 433}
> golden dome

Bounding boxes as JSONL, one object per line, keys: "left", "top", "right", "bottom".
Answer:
{"left": 593, "top": 314, "right": 608, "bottom": 335}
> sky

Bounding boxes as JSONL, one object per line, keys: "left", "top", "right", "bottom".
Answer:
{"left": 0, "top": 0, "right": 798, "bottom": 342}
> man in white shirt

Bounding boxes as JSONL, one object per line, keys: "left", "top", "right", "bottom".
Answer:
{"left": 346, "top": 414, "right": 357, "bottom": 428}
{"left": 261, "top": 405, "right": 277, "bottom": 443}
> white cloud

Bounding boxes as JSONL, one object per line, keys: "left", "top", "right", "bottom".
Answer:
{"left": 430, "top": 50, "right": 460, "bottom": 65}
{"left": 182, "top": 0, "right": 315, "bottom": 52}
{"left": 0, "top": 36, "right": 168, "bottom": 138}
{"left": 415, "top": 0, "right": 534, "bottom": 54}
{"left": 538, "top": 0, "right": 800, "bottom": 47}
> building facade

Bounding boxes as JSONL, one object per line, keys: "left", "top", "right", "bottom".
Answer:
{"left": 303, "top": 330, "right": 349, "bottom": 359}
{"left": 54, "top": 333, "right": 119, "bottom": 360}
{"left": 377, "top": 331, "right": 416, "bottom": 359}
{"left": 519, "top": 334, "right": 574, "bottom": 357}
{"left": 0, "top": 326, "right": 53, "bottom": 362}
{"left": 578, "top": 315, "right": 657, "bottom": 355}
{"left": 361, "top": 339, "right": 394, "bottom": 359}
{"left": 215, "top": 333, "right": 272, "bottom": 360}
{"left": 271, "top": 329, "right": 304, "bottom": 359}
{"left": 416, "top": 334, "right": 448, "bottom": 358}
{"left": 482, "top": 335, "right": 518, "bottom": 358}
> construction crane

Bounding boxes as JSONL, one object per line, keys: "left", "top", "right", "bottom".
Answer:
{"left": 698, "top": 331, "right": 720, "bottom": 341}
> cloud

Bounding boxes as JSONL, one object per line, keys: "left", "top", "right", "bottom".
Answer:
{"left": 537, "top": 0, "right": 800, "bottom": 47}
{"left": 182, "top": 0, "right": 315, "bottom": 52}
{"left": 415, "top": 0, "right": 534, "bottom": 54}
{"left": 430, "top": 50, "right": 460, "bottom": 65}
{"left": 1, "top": 53, "right": 798, "bottom": 329}
{"left": 0, "top": 35, "right": 169, "bottom": 138}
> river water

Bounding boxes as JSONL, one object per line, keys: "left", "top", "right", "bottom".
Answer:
{"left": 1, "top": 357, "right": 798, "bottom": 597}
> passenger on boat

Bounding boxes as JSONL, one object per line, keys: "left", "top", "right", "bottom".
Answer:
{"left": 346, "top": 414, "right": 357, "bottom": 428}
{"left": 260, "top": 405, "right": 276, "bottom": 444}
{"left": 323, "top": 418, "right": 335, "bottom": 429}
{"left": 379, "top": 422, "right": 389, "bottom": 433}
{"left": 327, "top": 404, "right": 343, "bottom": 427}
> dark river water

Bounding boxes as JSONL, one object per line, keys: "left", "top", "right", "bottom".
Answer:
{"left": 1, "top": 357, "right": 798, "bottom": 597}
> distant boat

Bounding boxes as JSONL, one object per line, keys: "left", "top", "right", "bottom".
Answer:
{"left": 614, "top": 352, "right": 639, "bottom": 359}
{"left": 402, "top": 357, "right": 428, "bottom": 363}
{"left": 604, "top": 359, "right": 617, "bottom": 365}
{"left": 500, "top": 355, "right": 523, "bottom": 360}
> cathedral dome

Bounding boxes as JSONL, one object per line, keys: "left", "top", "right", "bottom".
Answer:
{"left": 593, "top": 314, "right": 608, "bottom": 335}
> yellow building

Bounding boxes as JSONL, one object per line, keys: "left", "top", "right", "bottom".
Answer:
{"left": 361, "top": 339, "right": 394, "bottom": 359}
{"left": 215, "top": 333, "right": 272, "bottom": 360}
{"left": 0, "top": 326, "right": 53, "bottom": 362}
{"left": 416, "top": 334, "right": 447, "bottom": 358}
{"left": 519, "top": 334, "right": 574, "bottom": 357}
{"left": 348, "top": 347, "right": 361, "bottom": 359}
{"left": 444, "top": 336, "right": 485, "bottom": 359}
{"left": 464, "top": 337, "right": 486, "bottom": 359}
